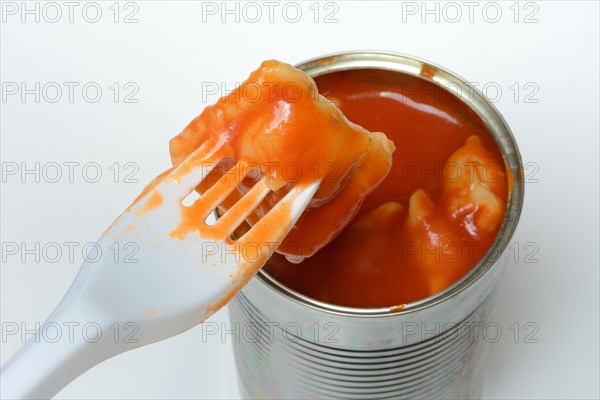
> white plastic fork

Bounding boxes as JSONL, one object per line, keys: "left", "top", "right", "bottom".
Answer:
{"left": 0, "top": 143, "right": 320, "bottom": 400}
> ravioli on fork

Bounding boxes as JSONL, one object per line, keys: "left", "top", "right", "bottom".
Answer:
{"left": 170, "top": 60, "right": 395, "bottom": 260}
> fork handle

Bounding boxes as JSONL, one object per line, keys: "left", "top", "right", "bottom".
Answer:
{"left": 0, "top": 273, "right": 136, "bottom": 399}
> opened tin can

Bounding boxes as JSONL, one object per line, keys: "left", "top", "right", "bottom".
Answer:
{"left": 228, "top": 51, "right": 524, "bottom": 399}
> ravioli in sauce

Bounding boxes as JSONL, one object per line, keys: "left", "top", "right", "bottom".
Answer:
{"left": 266, "top": 69, "right": 508, "bottom": 307}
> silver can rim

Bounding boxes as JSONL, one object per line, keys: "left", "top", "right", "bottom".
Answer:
{"left": 255, "top": 50, "right": 525, "bottom": 318}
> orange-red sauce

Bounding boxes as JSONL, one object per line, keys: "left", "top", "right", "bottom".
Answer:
{"left": 169, "top": 61, "right": 394, "bottom": 256}
{"left": 265, "top": 69, "right": 508, "bottom": 308}
{"left": 136, "top": 191, "right": 163, "bottom": 217}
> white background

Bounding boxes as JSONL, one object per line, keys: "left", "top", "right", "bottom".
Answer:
{"left": 1, "top": 1, "right": 598, "bottom": 399}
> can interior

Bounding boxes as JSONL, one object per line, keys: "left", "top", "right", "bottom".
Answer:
{"left": 254, "top": 51, "right": 525, "bottom": 317}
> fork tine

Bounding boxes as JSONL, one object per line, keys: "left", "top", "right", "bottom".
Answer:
{"left": 159, "top": 142, "right": 226, "bottom": 199}
{"left": 211, "top": 177, "right": 271, "bottom": 236}
{"left": 239, "top": 180, "right": 321, "bottom": 248}
{"left": 184, "top": 160, "right": 249, "bottom": 219}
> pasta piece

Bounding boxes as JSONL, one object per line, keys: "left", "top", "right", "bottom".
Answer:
{"left": 169, "top": 60, "right": 395, "bottom": 259}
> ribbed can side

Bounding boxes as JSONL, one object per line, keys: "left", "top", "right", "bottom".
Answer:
{"left": 230, "top": 287, "right": 497, "bottom": 399}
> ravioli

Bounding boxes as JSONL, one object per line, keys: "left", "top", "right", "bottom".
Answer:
{"left": 169, "top": 60, "right": 395, "bottom": 259}
{"left": 267, "top": 135, "right": 508, "bottom": 307}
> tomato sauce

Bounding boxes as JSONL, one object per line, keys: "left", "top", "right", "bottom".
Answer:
{"left": 169, "top": 61, "right": 395, "bottom": 258}
{"left": 265, "top": 69, "right": 508, "bottom": 308}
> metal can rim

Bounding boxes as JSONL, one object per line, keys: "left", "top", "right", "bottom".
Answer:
{"left": 256, "top": 50, "right": 525, "bottom": 317}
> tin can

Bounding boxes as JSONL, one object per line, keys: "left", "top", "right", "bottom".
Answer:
{"left": 228, "top": 51, "right": 524, "bottom": 399}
